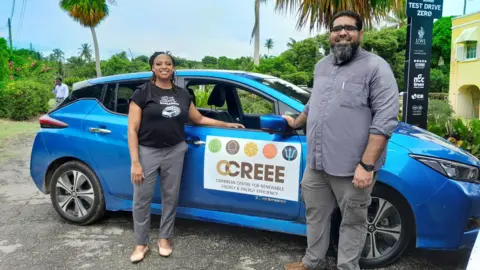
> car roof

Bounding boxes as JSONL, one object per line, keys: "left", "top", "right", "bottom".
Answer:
{"left": 71, "top": 69, "right": 307, "bottom": 112}
{"left": 72, "top": 69, "right": 277, "bottom": 91}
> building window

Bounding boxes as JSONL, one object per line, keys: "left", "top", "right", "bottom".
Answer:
{"left": 466, "top": 41, "right": 477, "bottom": 59}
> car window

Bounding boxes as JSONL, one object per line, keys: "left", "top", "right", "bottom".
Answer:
{"left": 60, "top": 85, "right": 104, "bottom": 107}
{"left": 189, "top": 84, "right": 228, "bottom": 111}
{"left": 236, "top": 88, "right": 274, "bottom": 115}
{"left": 102, "top": 81, "right": 146, "bottom": 115}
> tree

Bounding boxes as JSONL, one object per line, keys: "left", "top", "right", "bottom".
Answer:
{"left": 265, "top": 38, "right": 274, "bottom": 56}
{"left": 52, "top": 49, "right": 65, "bottom": 76}
{"left": 251, "top": 0, "right": 267, "bottom": 66}
{"left": 287, "top": 38, "right": 297, "bottom": 48}
{"left": 432, "top": 16, "right": 453, "bottom": 68}
{"left": 79, "top": 43, "right": 92, "bottom": 62}
{"left": 274, "top": 0, "right": 405, "bottom": 31}
{"left": 60, "top": 0, "right": 116, "bottom": 77}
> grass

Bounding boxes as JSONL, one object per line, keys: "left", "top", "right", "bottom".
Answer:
{"left": 0, "top": 118, "right": 39, "bottom": 147}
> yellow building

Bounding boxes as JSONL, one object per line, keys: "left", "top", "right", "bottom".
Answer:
{"left": 448, "top": 11, "right": 480, "bottom": 119}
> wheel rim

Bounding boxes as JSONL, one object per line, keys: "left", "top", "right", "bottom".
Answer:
{"left": 362, "top": 196, "right": 403, "bottom": 260}
{"left": 55, "top": 170, "right": 95, "bottom": 218}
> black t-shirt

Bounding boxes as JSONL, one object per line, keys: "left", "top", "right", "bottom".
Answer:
{"left": 130, "top": 81, "right": 192, "bottom": 148}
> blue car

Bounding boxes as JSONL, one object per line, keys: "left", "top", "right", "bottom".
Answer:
{"left": 29, "top": 70, "right": 480, "bottom": 268}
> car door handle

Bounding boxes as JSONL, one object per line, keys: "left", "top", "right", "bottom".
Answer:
{"left": 89, "top": 127, "right": 111, "bottom": 134}
{"left": 193, "top": 140, "right": 206, "bottom": 145}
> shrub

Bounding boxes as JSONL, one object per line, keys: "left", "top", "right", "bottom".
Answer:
{"left": 444, "top": 118, "right": 480, "bottom": 158}
{"left": 0, "top": 80, "right": 53, "bottom": 120}
{"left": 427, "top": 99, "right": 455, "bottom": 137}
{"left": 63, "top": 76, "right": 86, "bottom": 87}
{"left": 0, "top": 38, "right": 9, "bottom": 82}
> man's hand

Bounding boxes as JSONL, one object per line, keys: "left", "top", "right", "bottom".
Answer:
{"left": 282, "top": 115, "right": 296, "bottom": 129}
{"left": 352, "top": 164, "right": 373, "bottom": 189}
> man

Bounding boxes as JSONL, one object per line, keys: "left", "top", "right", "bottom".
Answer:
{"left": 283, "top": 11, "right": 399, "bottom": 270}
{"left": 52, "top": 77, "right": 69, "bottom": 107}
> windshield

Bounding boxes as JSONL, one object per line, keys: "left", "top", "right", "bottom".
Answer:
{"left": 252, "top": 76, "right": 311, "bottom": 105}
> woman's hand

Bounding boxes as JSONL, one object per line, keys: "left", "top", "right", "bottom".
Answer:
{"left": 225, "top": 123, "right": 245, "bottom": 129}
{"left": 131, "top": 161, "right": 144, "bottom": 185}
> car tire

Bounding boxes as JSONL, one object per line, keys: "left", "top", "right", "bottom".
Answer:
{"left": 50, "top": 161, "right": 106, "bottom": 225}
{"left": 329, "top": 184, "right": 414, "bottom": 269}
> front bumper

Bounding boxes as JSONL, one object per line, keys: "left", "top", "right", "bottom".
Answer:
{"left": 414, "top": 179, "right": 480, "bottom": 250}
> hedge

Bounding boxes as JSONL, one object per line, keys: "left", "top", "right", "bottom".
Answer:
{"left": 0, "top": 80, "right": 53, "bottom": 120}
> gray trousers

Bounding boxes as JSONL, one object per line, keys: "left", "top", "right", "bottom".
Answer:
{"left": 301, "top": 167, "right": 375, "bottom": 270}
{"left": 133, "top": 141, "right": 188, "bottom": 245}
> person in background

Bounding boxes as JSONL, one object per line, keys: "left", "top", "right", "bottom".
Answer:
{"left": 128, "top": 51, "right": 244, "bottom": 263}
{"left": 282, "top": 10, "right": 399, "bottom": 270}
{"left": 52, "top": 78, "right": 69, "bottom": 107}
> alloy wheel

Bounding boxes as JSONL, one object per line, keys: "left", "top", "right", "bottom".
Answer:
{"left": 55, "top": 170, "right": 95, "bottom": 218}
{"left": 362, "top": 197, "right": 403, "bottom": 260}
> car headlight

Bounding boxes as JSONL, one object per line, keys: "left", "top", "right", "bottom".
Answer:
{"left": 410, "top": 154, "right": 480, "bottom": 183}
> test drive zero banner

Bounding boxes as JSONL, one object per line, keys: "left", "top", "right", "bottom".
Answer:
{"left": 204, "top": 136, "right": 301, "bottom": 202}
{"left": 403, "top": 0, "right": 444, "bottom": 129}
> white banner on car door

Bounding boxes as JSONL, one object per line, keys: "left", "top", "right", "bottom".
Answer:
{"left": 204, "top": 135, "right": 301, "bottom": 202}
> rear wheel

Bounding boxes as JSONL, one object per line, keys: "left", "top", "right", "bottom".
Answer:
{"left": 330, "top": 185, "right": 415, "bottom": 269}
{"left": 50, "top": 161, "right": 106, "bottom": 225}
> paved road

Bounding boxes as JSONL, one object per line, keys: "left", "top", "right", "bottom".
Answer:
{"left": 0, "top": 133, "right": 473, "bottom": 269}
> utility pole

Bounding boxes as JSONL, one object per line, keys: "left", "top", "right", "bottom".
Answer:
{"left": 464, "top": 0, "right": 467, "bottom": 15}
{"left": 7, "top": 18, "right": 13, "bottom": 51}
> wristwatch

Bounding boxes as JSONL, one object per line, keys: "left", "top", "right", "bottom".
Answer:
{"left": 359, "top": 160, "right": 375, "bottom": 172}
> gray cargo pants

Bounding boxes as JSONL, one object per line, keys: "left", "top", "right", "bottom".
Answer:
{"left": 133, "top": 141, "right": 188, "bottom": 245}
{"left": 301, "top": 167, "right": 375, "bottom": 270}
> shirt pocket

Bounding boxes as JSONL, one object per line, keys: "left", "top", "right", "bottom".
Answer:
{"left": 339, "top": 81, "right": 368, "bottom": 109}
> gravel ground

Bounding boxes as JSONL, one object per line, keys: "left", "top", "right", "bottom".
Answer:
{"left": 0, "top": 132, "right": 473, "bottom": 269}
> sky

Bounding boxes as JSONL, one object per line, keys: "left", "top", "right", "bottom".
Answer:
{"left": 1, "top": 0, "right": 480, "bottom": 61}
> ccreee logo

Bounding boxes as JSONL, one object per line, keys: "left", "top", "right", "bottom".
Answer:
{"left": 216, "top": 160, "right": 285, "bottom": 183}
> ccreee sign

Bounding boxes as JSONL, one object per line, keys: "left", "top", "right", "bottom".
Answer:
{"left": 216, "top": 160, "right": 285, "bottom": 183}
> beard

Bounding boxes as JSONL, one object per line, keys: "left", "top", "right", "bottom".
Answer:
{"left": 330, "top": 38, "right": 360, "bottom": 64}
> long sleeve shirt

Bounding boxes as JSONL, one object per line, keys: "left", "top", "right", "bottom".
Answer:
{"left": 303, "top": 48, "right": 399, "bottom": 177}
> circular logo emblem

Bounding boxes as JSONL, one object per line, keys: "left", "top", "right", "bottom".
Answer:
{"left": 263, "top": 143, "right": 277, "bottom": 159}
{"left": 244, "top": 142, "right": 258, "bottom": 157}
{"left": 282, "top": 146, "right": 298, "bottom": 161}
{"left": 226, "top": 140, "right": 240, "bottom": 155}
{"left": 208, "top": 139, "right": 222, "bottom": 153}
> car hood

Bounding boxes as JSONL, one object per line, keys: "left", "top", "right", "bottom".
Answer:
{"left": 391, "top": 122, "right": 480, "bottom": 167}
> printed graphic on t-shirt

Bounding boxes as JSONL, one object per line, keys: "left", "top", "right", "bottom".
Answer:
{"left": 160, "top": 96, "right": 179, "bottom": 106}
{"left": 159, "top": 96, "right": 181, "bottom": 118}
{"left": 162, "top": 105, "right": 181, "bottom": 118}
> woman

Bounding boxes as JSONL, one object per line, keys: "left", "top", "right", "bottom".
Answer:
{"left": 128, "top": 52, "right": 244, "bottom": 262}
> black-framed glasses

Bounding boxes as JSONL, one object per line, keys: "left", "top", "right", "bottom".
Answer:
{"left": 330, "top": 25, "right": 358, "bottom": 33}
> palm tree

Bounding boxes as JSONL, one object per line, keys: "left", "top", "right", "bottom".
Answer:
{"left": 79, "top": 43, "right": 93, "bottom": 62}
{"left": 251, "top": 0, "right": 267, "bottom": 66}
{"left": 287, "top": 37, "right": 296, "bottom": 48}
{"left": 273, "top": 0, "right": 405, "bottom": 32}
{"left": 265, "top": 38, "right": 274, "bottom": 56}
{"left": 60, "top": 0, "right": 116, "bottom": 77}
{"left": 52, "top": 49, "right": 65, "bottom": 77}
{"left": 52, "top": 49, "right": 65, "bottom": 62}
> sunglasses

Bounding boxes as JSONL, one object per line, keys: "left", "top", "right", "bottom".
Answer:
{"left": 330, "top": 25, "right": 359, "bottom": 33}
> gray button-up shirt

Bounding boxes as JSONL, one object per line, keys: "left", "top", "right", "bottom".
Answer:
{"left": 303, "top": 48, "right": 399, "bottom": 176}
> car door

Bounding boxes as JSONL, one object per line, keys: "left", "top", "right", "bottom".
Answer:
{"left": 178, "top": 77, "right": 302, "bottom": 221}
{"left": 82, "top": 80, "right": 149, "bottom": 202}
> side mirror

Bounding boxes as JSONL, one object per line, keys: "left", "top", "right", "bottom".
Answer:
{"left": 260, "top": 114, "right": 288, "bottom": 134}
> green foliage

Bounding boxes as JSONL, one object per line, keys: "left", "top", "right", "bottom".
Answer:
{"left": 442, "top": 118, "right": 480, "bottom": 158}
{"left": 427, "top": 99, "right": 455, "bottom": 137}
{"left": 0, "top": 38, "right": 9, "bottom": 83}
{"left": 63, "top": 76, "right": 86, "bottom": 87}
{"left": 0, "top": 80, "right": 53, "bottom": 120}
{"left": 432, "top": 16, "right": 453, "bottom": 68}
{"left": 429, "top": 68, "right": 448, "bottom": 93}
